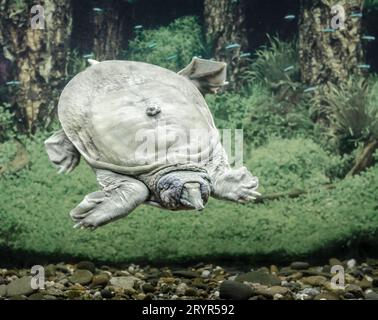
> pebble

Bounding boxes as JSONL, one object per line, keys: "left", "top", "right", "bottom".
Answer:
{"left": 172, "top": 270, "right": 198, "bottom": 279}
{"left": 219, "top": 280, "right": 253, "bottom": 300}
{"left": 109, "top": 276, "right": 139, "bottom": 290}
{"left": 69, "top": 270, "right": 93, "bottom": 285}
{"left": 91, "top": 273, "right": 110, "bottom": 287}
{"left": 201, "top": 270, "right": 211, "bottom": 278}
{"left": 290, "top": 262, "right": 310, "bottom": 270}
{"left": 176, "top": 283, "right": 189, "bottom": 296}
{"left": 365, "top": 291, "right": 378, "bottom": 300}
{"left": 77, "top": 261, "right": 96, "bottom": 273}
{"left": 347, "top": 259, "right": 357, "bottom": 269}
{"left": 301, "top": 276, "right": 327, "bottom": 286}
{"left": 6, "top": 276, "right": 35, "bottom": 297}
{"left": 235, "top": 271, "right": 281, "bottom": 286}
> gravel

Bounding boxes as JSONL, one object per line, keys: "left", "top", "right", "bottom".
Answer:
{"left": 0, "top": 258, "right": 377, "bottom": 300}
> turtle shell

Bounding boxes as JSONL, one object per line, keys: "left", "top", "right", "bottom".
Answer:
{"left": 58, "top": 60, "right": 221, "bottom": 175}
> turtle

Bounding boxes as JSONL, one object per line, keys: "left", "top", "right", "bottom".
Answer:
{"left": 45, "top": 57, "right": 260, "bottom": 229}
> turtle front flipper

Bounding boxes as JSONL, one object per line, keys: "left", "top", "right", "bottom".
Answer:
{"left": 45, "top": 130, "right": 80, "bottom": 173}
{"left": 71, "top": 170, "right": 149, "bottom": 230}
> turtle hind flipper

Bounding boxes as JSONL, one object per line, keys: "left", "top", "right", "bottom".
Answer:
{"left": 45, "top": 130, "right": 80, "bottom": 173}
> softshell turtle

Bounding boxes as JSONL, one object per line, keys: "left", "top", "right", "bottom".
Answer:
{"left": 45, "top": 57, "right": 260, "bottom": 229}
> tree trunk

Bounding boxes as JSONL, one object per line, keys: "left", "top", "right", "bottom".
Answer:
{"left": 92, "top": 1, "right": 128, "bottom": 60}
{"left": 203, "top": 0, "right": 250, "bottom": 87}
{"left": 299, "top": 0, "right": 364, "bottom": 87}
{"left": 0, "top": 0, "right": 72, "bottom": 133}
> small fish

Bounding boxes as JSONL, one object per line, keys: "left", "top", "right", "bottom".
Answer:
{"left": 284, "top": 65, "right": 294, "bottom": 72}
{"left": 357, "top": 64, "right": 370, "bottom": 69}
{"left": 92, "top": 7, "right": 104, "bottom": 13}
{"left": 134, "top": 25, "right": 143, "bottom": 30}
{"left": 5, "top": 80, "right": 21, "bottom": 86}
{"left": 165, "top": 54, "right": 177, "bottom": 61}
{"left": 147, "top": 42, "right": 157, "bottom": 49}
{"left": 303, "top": 86, "right": 317, "bottom": 93}
{"left": 284, "top": 15, "right": 296, "bottom": 21}
{"left": 362, "top": 35, "right": 375, "bottom": 41}
{"left": 225, "top": 43, "right": 241, "bottom": 50}
{"left": 240, "top": 52, "right": 251, "bottom": 58}
{"left": 82, "top": 53, "right": 95, "bottom": 59}
{"left": 322, "top": 28, "right": 335, "bottom": 33}
{"left": 350, "top": 12, "right": 363, "bottom": 18}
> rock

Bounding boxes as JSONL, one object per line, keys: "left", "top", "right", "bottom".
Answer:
{"left": 100, "top": 288, "right": 114, "bottom": 299}
{"left": 357, "top": 277, "right": 372, "bottom": 290}
{"left": 69, "top": 270, "right": 93, "bottom": 285}
{"left": 314, "top": 293, "right": 339, "bottom": 300}
{"left": 0, "top": 277, "right": 5, "bottom": 285}
{"left": 176, "top": 283, "right": 189, "bottom": 296}
{"left": 91, "top": 273, "right": 110, "bottom": 287}
{"left": 0, "top": 284, "right": 7, "bottom": 297}
{"left": 109, "top": 276, "right": 139, "bottom": 290}
{"left": 219, "top": 280, "right": 253, "bottom": 300}
{"left": 347, "top": 259, "right": 357, "bottom": 269}
{"left": 141, "top": 283, "right": 155, "bottom": 293}
{"left": 365, "top": 291, "right": 378, "bottom": 300}
{"left": 329, "top": 258, "right": 342, "bottom": 267}
{"left": 43, "top": 295, "right": 58, "bottom": 300}
{"left": 76, "top": 261, "right": 96, "bottom": 273}
{"left": 201, "top": 270, "right": 211, "bottom": 278}
{"left": 298, "top": 288, "right": 320, "bottom": 296}
{"left": 185, "top": 287, "right": 198, "bottom": 297}
{"left": 301, "top": 276, "right": 327, "bottom": 286}
{"left": 372, "top": 277, "right": 378, "bottom": 287}
{"left": 235, "top": 271, "right": 281, "bottom": 286}
{"left": 253, "top": 285, "right": 289, "bottom": 298}
{"left": 66, "top": 290, "right": 84, "bottom": 299}
{"left": 346, "top": 284, "right": 363, "bottom": 297}
{"left": 172, "top": 270, "right": 198, "bottom": 279}
{"left": 45, "top": 264, "right": 56, "bottom": 277}
{"left": 290, "top": 262, "right": 310, "bottom": 270}
{"left": 6, "top": 276, "right": 35, "bottom": 297}
{"left": 270, "top": 265, "right": 279, "bottom": 274}
{"left": 9, "top": 295, "right": 28, "bottom": 300}
{"left": 28, "top": 292, "right": 45, "bottom": 300}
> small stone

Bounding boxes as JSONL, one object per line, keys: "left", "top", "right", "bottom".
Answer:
{"left": 201, "top": 270, "right": 211, "bottom": 278}
{"left": 6, "top": 276, "right": 35, "bottom": 297}
{"left": 172, "top": 270, "right": 198, "bottom": 279}
{"left": 365, "top": 291, "right": 378, "bottom": 300}
{"left": 185, "top": 287, "right": 198, "bottom": 297}
{"left": 77, "top": 261, "right": 96, "bottom": 273}
{"left": 28, "top": 292, "right": 45, "bottom": 300}
{"left": 347, "top": 259, "right": 357, "bottom": 269}
{"left": 301, "top": 276, "right": 327, "bottom": 286}
{"left": 141, "top": 283, "right": 155, "bottom": 293}
{"left": 346, "top": 284, "right": 363, "bottom": 297}
{"left": 235, "top": 271, "right": 281, "bottom": 286}
{"left": 100, "top": 288, "right": 114, "bottom": 299}
{"left": 176, "top": 283, "right": 189, "bottom": 296}
{"left": 298, "top": 287, "right": 320, "bottom": 296}
{"left": 43, "top": 295, "right": 58, "bottom": 300}
{"left": 357, "top": 277, "right": 373, "bottom": 290}
{"left": 219, "top": 280, "right": 253, "bottom": 300}
{"left": 69, "top": 270, "right": 93, "bottom": 285}
{"left": 290, "top": 262, "right": 310, "bottom": 270}
{"left": 110, "top": 276, "right": 139, "bottom": 290}
{"left": 270, "top": 265, "right": 279, "bottom": 274}
{"left": 329, "top": 258, "right": 342, "bottom": 267}
{"left": 93, "top": 291, "right": 102, "bottom": 299}
{"left": 45, "top": 264, "right": 56, "bottom": 277}
{"left": 66, "top": 290, "right": 84, "bottom": 299}
{"left": 314, "top": 293, "right": 339, "bottom": 300}
{"left": 0, "top": 284, "right": 7, "bottom": 297}
{"left": 91, "top": 273, "right": 110, "bottom": 287}
{"left": 343, "top": 292, "right": 355, "bottom": 299}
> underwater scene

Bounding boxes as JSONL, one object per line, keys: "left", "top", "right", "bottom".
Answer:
{"left": 0, "top": 0, "right": 378, "bottom": 304}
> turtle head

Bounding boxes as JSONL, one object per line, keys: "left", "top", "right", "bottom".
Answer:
{"left": 156, "top": 171, "right": 211, "bottom": 211}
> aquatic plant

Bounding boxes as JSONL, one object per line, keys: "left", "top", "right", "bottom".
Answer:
{"left": 124, "top": 16, "right": 206, "bottom": 71}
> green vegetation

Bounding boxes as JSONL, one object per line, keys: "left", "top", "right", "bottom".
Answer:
{"left": 124, "top": 16, "right": 206, "bottom": 71}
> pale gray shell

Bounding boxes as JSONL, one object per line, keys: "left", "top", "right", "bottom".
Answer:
{"left": 58, "top": 60, "right": 221, "bottom": 175}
